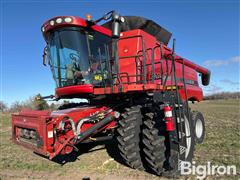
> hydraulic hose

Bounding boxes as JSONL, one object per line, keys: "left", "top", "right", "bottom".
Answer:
{"left": 77, "top": 114, "right": 115, "bottom": 142}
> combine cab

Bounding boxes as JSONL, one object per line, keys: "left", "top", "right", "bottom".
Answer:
{"left": 12, "top": 11, "right": 210, "bottom": 176}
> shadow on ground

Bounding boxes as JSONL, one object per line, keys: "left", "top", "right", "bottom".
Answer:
{"left": 48, "top": 139, "right": 127, "bottom": 167}
{"left": 47, "top": 138, "right": 156, "bottom": 176}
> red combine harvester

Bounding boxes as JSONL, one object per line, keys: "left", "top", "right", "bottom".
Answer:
{"left": 12, "top": 11, "right": 210, "bottom": 176}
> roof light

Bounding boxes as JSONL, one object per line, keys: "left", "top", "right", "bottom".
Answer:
{"left": 56, "top": 18, "right": 63, "bottom": 24}
{"left": 49, "top": 20, "right": 55, "bottom": 26}
{"left": 120, "top": 16, "right": 125, "bottom": 23}
{"left": 41, "top": 26, "right": 45, "bottom": 32}
{"left": 86, "top": 14, "right": 92, "bottom": 21}
{"left": 64, "top": 17, "right": 72, "bottom": 23}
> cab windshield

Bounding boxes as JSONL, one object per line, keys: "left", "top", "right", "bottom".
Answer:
{"left": 47, "top": 27, "right": 112, "bottom": 88}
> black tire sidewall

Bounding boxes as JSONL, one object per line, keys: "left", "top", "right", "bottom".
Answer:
{"left": 184, "top": 113, "right": 195, "bottom": 162}
{"left": 192, "top": 111, "right": 205, "bottom": 144}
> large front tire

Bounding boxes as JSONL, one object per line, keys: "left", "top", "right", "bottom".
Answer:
{"left": 116, "top": 106, "right": 144, "bottom": 170}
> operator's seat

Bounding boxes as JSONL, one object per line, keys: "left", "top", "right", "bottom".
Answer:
{"left": 65, "top": 64, "right": 75, "bottom": 86}
{"left": 66, "top": 64, "right": 75, "bottom": 80}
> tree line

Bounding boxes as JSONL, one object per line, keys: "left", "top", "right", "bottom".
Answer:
{"left": 0, "top": 94, "right": 60, "bottom": 113}
{"left": 203, "top": 92, "right": 240, "bottom": 100}
{"left": 1, "top": 92, "right": 239, "bottom": 113}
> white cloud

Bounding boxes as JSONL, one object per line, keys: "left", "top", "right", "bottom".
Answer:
{"left": 203, "top": 60, "right": 228, "bottom": 67}
{"left": 230, "top": 56, "right": 240, "bottom": 62}
{"left": 203, "top": 81, "right": 240, "bottom": 96}
{"left": 203, "top": 84, "right": 222, "bottom": 95}
{"left": 221, "top": 79, "right": 239, "bottom": 86}
{"left": 203, "top": 56, "right": 240, "bottom": 67}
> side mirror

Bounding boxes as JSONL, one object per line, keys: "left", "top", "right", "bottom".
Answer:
{"left": 201, "top": 71, "right": 211, "bottom": 86}
{"left": 42, "top": 46, "right": 47, "bottom": 66}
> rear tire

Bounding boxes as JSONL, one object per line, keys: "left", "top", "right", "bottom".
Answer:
{"left": 116, "top": 105, "right": 144, "bottom": 170}
{"left": 142, "top": 112, "right": 166, "bottom": 175}
{"left": 142, "top": 105, "right": 195, "bottom": 177}
{"left": 192, "top": 111, "right": 205, "bottom": 144}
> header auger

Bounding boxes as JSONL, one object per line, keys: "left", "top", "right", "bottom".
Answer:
{"left": 12, "top": 11, "right": 210, "bottom": 177}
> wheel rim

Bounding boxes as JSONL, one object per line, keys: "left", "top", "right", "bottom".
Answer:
{"left": 184, "top": 116, "right": 191, "bottom": 159}
{"left": 195, "top": 119, "right": 203, "bottom": 139}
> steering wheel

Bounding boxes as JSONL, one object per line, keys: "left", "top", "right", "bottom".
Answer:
{"left": 69, "top": 53, "right": 80, "bottom": 61}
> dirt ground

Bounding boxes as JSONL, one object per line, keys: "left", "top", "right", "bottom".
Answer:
{"left": 0, "top": 100, "right": 239, "bottom": 180}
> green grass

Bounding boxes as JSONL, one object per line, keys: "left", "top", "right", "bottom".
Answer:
{"left": 0, "top": 113, "right": 12, "bottom": 127}
{"left": 191, "top": 99, "right": 240, "bottom": 171}
{"left": 0, "top": 99, "right": 239, "bottom": 179}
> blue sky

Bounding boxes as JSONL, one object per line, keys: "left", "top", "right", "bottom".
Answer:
{"left": 1, "top": 0, "right": 239, "bottom": 105}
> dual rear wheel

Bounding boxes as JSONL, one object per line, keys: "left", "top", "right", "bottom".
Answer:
{"left": 115, "top": 104, "right": 204, "bottom": 176}
{"left": 141, "top": 108, "right": 195, "bottom": 176}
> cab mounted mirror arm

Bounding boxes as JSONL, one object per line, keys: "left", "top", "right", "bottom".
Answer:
{"left": 88, "top": 10, "right": 125, "bottom": 39}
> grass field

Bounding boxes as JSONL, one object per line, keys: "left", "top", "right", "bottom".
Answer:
{"left": 0, "top": 100, "right": 239, "bottom": 179}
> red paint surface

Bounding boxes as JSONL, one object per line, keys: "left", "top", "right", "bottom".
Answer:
{"left": 42, "top": 16, "right": 111, "bottom": 39}
{"left": 12, "top": 106, "right": 116, "bottom": 157}
{"left": 55, "top": 84, "right": 93, "bottom": 98}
